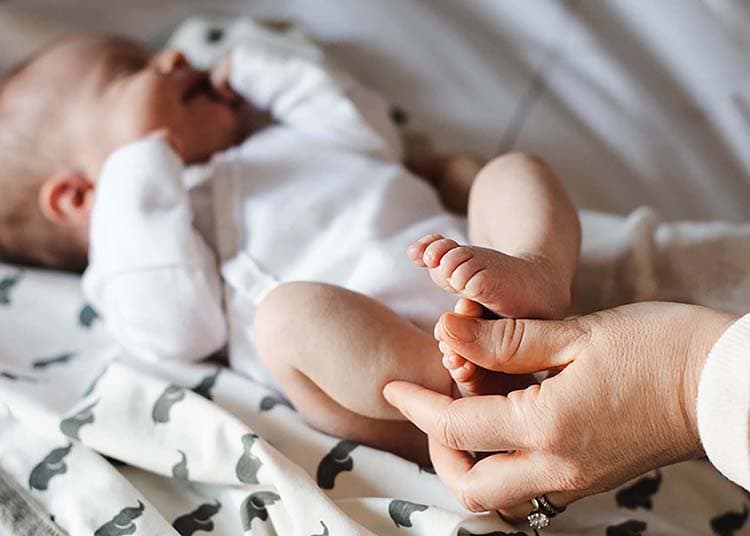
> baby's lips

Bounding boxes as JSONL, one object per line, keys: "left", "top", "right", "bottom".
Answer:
{"left": 209, "top": 56, "right": 241, "bottom": 104}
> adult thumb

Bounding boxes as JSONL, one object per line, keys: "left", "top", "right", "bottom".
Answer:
{"left": 436, "top": 313, "right": 588, "bottom": 374}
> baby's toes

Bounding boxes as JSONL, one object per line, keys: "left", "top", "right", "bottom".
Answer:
{"left": 446, "top": 257, "right": 487, "bottom": 293}
{"left": 440, "top": 344, "right": 466, "bottom": 369}
{"left": 450, "top": 360, "right": 476, "bottom": 383}
{"left": 406, "top": 234, "right": 445, "bottom": 266}
{"left": 435, "top": 246, "right": 474, "bottom": 283}
{"left": 454, "top": 298, "right": 484, "bottom": 317}
{"left": 422, "top": 237, "right": 459, "bottom": 268}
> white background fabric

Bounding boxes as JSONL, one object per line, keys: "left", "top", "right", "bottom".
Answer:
{"left": 1, "top": 0, "right": 749, "bottom": 221}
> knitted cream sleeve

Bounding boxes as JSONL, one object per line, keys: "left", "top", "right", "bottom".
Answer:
{"left": 697, "top": 313, "right": 750, "bottom": 490}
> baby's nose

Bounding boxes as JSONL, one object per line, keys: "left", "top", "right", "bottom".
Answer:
{"left": 154, "top": 49, "right": 191, "bottom": 74}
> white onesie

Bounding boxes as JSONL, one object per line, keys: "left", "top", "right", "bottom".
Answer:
{"left": 82, "top": 45, "right": 466, "bottom": 387}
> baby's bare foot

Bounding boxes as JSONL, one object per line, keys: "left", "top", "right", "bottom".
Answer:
{"left": 407, "top": 234, "right": 570, "bottom": 319}
{"left": 439, "top": 299, "right": 486, "bottom": 397}
{"left": 437, "top": 299, "right": 533, "bottom": 397}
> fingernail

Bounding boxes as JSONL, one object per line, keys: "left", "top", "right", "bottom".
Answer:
{"left": 444, "top": 313, "right": 478, "bottom": 342}
{"left": 438, "top": 341, "right": 449, "bottom": 354}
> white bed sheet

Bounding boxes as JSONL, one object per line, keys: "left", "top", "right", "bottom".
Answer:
{"left": 0, "top": 263, "right": 746, "bottom": 536}
{"left": 1, "top": 0, "right": 749, "bottom": 221}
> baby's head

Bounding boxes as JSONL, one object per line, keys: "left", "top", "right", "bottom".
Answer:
{"left": 0, "top": 34, "right": 248, "bottom": 271}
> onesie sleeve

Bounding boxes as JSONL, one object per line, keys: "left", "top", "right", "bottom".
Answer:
{"left": 228, "top": 45, "right": 403, "bottom": 161}
{"left": 697, "top": 313, "right": 750, "bottom": 490}
{"left": 82, "top": 136, "right": 227, "bottom": 362}
{"left": 575, "top": 208, "right": 750, "bottom": 315}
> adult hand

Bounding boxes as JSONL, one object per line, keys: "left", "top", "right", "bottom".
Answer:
{"left": 383, "top": 302, "right": 737, "bottom": 519}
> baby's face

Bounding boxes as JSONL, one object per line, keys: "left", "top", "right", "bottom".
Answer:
{"left": 2, "top": 35, "right": 248, "bottom": 177}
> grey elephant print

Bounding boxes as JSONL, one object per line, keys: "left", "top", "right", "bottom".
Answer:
{"left": 236, "top": 433, "right": 263, "bottom": 484}
{"left": 94, "top": 501, "right": 145, "bottom": 536}
{"left": 259, "top": 395, "right": 294, "bottom": 412}
{"left": 192, "top": 368, "right": 220, "bottom": 400}
{"left": 389, "top": 500, "right": 428, "bottom": 528}
{"left": 60, "top": 399, "right": 99, "bottom": 440}
{"left": 79, "top": 303, "right": 99, "bottom": 328}
{"left": 240, "top": 491, "right": 281, "bottom": 530}
{"left": 29, "top": 442, "right": 73, "bottom": 491}
{"left": 84, "top": 365, "right": 109, "bottom": 396}
{"left": 311, "top": 520, "right": 329, "bottom": 536}
{"left": 172, "top": 500, "right": 221, "bottom": 536}
{"left": 152, "top": 384, "right": 186, "bottom": 424}
{"left": 1, "top": 371, "right": 38, "bottom": 383}
{"left": 615, "top": 470, "right": 661, "bottom": 510}
{"left": 173, "top": 450, "right": 189, "bottom": 481}
{"left": 606, "top": 520, "right": 647, "bottom": 536}
{"left": 711, "top": 505, "right": 749, "bottom": 536}
{"left": 316, "top": 440, "right": 358, "bottom": 490}
{"left": 0, "top": 272, "right": 21, "bottom": 305}
{"left": 32, "top": 352, "right": 75, "bottom": 369}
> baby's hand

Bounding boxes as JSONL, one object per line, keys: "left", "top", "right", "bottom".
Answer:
{"left": 209, "top": 52, "right": 273, "bottom": 139}
{"left": 209, "top": 53, "right": 242, "bottom": 104}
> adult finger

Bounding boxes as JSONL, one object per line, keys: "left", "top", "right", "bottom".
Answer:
{"left": 383, "top": 381, "right": 537, "bottom": 450}
{"left": 498, "top": 489, "right": 577, "bottom": 526}
{"left": 430, "top": 441, "right": 567, "bottom": 513}
{"left": 435, "top": 313, "right": 588, "bottom": 373}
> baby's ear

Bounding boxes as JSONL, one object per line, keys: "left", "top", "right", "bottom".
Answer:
{"left": 38, "top": 171, "right": 94, "bottom": 226}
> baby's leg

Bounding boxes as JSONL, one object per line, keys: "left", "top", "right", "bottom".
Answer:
{"left": 408, "top": 153, "right": 580, "bottom": 320}
{"left": 254, "top": 282, "right": 449, "bottom": 465}
{"left": 408, "top": 154, "right": 580, "bottom": 395}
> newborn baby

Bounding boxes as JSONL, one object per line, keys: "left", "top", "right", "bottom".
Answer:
{"left": 0, "top": 34, "right": 580, "bottom": 464}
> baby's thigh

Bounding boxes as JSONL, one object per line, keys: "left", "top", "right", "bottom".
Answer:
{"left": 254, "top": 282, "right": 449, "bottom": 421}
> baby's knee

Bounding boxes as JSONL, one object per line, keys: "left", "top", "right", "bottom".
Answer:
{"left": 473, "top": 152, "right": 548, "bottom": 191}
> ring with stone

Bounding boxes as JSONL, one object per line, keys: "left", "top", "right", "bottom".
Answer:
{"left": 527, "top": 495, "right": 566, "bottom": 531}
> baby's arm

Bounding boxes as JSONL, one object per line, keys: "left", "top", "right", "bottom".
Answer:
{"left": 82, "top": 136, "right": 226, "bottom": 361}
{"left": 216, "top": 46, "right": 403, "bottom": 160}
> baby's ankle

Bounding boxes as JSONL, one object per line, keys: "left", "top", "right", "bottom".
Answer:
{"left": 523, "top": 254, "right": 573, "bottom": 319}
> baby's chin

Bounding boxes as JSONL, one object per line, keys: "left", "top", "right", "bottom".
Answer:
{"left": 182, "top": 101, "right": 271, "bottom": 163}
{"left": 233, "top": 100, "right": 274, "bottom": 142}
{"left": 184, "top": 125, "right": 245, "bottom": 163}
